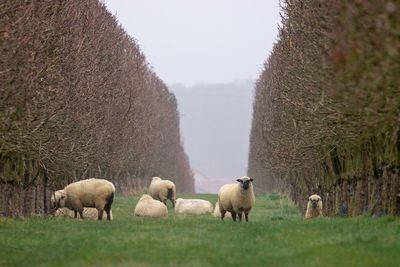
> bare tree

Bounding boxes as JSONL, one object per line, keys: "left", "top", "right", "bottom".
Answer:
{"left": 0, "top": 0, "right": 194, "bottom": 217}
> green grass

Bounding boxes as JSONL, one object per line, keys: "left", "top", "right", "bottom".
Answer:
{"left": 1, "top": 194, "right": 399, "bottom": 267}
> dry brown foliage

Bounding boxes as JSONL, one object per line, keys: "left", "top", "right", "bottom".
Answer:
{"left": 0, "top": 0, "right": 194, "bottom": 217}
{"left": 249, "top": 0, "right": 400, "bottom": 216}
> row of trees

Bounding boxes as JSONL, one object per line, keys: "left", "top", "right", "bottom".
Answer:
{"left": 0, "top": 0, "right": 194, "bottom": 217}
{"left": 249, "top": 0, "right": 399, "bottom": 216}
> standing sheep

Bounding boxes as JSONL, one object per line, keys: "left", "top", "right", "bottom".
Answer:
{"left": 134, "top": 194, "right": 168, "bottom": 218}
{"left": 51, "top": 178, "right": 115, "bottom": 220}
{"left": 305, "top": 194, "right": 323, "bottom": 219}
{"left": 174, "top": 198, "right": 213, "bottom": 215}
{"left": 218, "top": 176, "right": 255, "bottom": 222}
{"left": 148, "top": 177, "right": 176, "bottom": 207}
{"left": 213, "top": 200, "right": 232, "bottom": 219}
{"left": 54, "top": 207, "right": 113, "bottom": 220}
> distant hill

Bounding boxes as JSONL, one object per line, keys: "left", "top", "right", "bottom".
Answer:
{"left": 170, "top": 80, "right": 254, "bottom": 193}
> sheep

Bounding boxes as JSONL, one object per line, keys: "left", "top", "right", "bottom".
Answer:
{"left": 217, "top": 176, "right": 255, "bottom": 222}
{"left": 134, "top": 194, "right": 168, "bottom": 218}
{"left": 54, "top": 207, "right": 113, "bottom": 220}
{"left": 174, "top": 198, "right": 213, "bottom": 215}
{"left": 148, "top": 176, "right": 176, "bottom": 207}
{"left": 213, "top": 200, "right": 232, "bottom": 219}
{"left": 51, "top": 178, "right": 115, "bottom": 220}
{"left": 305, "top": 194, "right": 323, "bottom": 219}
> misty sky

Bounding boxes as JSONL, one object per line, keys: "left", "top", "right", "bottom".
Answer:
{"left": 103, "top": 0, "right": 280, "bottom": 86}
{"left": 103, "top": 1, "right": 280, "bottom": 190}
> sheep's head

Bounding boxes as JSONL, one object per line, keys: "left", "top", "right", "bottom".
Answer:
{"left": 308, "top": 194, "right": 322, "bottom": 209}
{"left": 236, "top": 176, "right": 253, "bottom": 190}
{"left": 51, "top": 190, "right": 67, "bottom": 210}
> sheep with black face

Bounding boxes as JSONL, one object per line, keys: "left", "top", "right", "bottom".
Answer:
{"left": 217, "top": 176, "right": 255, "bottom": 222}
{"left": 305, "top": 194, "right": 323, "bottom": 219}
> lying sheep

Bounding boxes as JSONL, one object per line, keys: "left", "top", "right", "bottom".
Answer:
{"left": 218, "top": 176, "right": 255, "bottom": 222}
{"left": 305, "top": 194, "right": 323, "bottom": 219}
{"left": 134, "top": 194, "right": 168, "bottom": 218}
{"left": 51, "top": 178, "right": 115, "bottom": 220}
{"left": 174, "top": 198, "right": 213, "bottom": 215}
{"left": 148, "top": 177, "right": 176, "bottom": 207}
{"left": 213, "top": 200, "right": 232, "bottom": 219}
{"left": 54, "top": 207, "right": 113, "bottom": 220}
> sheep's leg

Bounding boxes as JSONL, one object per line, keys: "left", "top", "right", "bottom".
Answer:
{"left": 105, "top": 209, "right": 111, "bottom": 220}
{"left": 245, "top": 212, "right": 249, "bottom": 222}
{"left": 104, "top": 192, "right": 114, "bottom": 221}
{"left": 172, "top": 190, "right": 176, "bottom": 208}
{"left": 220, "top": 210, "right": 226, "bottom": 220}
{"left": 96, "top": 199, "right": 107, "bottom": 220}
{"left": 74, "top": 201, "right": 84, "bottom": 219}
{"left": 104, "top": 201, "right": 112, "bottom": 220}
{"left": 104, "top": 205, "right": 112, "bottom": 221}
{"left": 98, "top": 209, "right": 104, "bottom": 221}
{"left": 167, "top": 188, "right": 175, "bottom": 207}
{"left": 74, "top": 210, "right": 78, "bottom": 218}
{"left": 231, "top": 211, "right": 237, "bottom": 222}
{"left": 238, "top": 213, "right": 242, "bottom": 222}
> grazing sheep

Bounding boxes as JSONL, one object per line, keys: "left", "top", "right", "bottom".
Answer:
{"left": 305, "top": 194, "right": 323, "bottom": 219}
{"left": 174, "top": 198, "right": 213, "bottom": 215}
{"left": 134, "top": 194, "right": 168, "bottom": 218}
{"left": 148, "top": 177, "right": 176, "bottom": 207}
{"left": 218, "top": 176, "right": 255, "bottom": 222}
{"left": 54, "top": 207, "right": 113, "bottom": 220}
{"left": 213, "top": 200, "right": 232, "bottom": 219}
{"left": 51, "top": 178, "right": 115, "bottom": 220}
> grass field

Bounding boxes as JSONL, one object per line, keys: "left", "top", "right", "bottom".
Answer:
{"left": 0, "top": 193, "right": 399, "bottom": 267}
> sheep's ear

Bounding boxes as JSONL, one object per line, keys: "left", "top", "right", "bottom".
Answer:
{"left": 249, "top": 178, "right": 254, "bottom": 182}
{"left": 236, "top": 179, "right": 242, "bottom": 183}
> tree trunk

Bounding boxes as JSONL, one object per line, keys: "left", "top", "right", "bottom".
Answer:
{"left": 43, "top": 168, "right": 49, "bottom": 214}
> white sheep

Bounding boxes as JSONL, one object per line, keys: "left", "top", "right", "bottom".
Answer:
{"left": 305, "top": 194, "right": 323, "bottom": 219}
{"left": 51, "top": 178, "right": 115, "bottom": 220}
{"left": 213, "top": 200, "right": 232, "bottom": 219}
{"left": 134, "top": 194, "right": 168, "bottom": 218}
{"left": 148, "top": 177, "right": 176, "bottom": 207}
{"left": 174, "top": 198, "right": 213, "bottom": 215}
{"left": 54, "top": 207, "right": 113, "bottom": 220}
{"left": 217, "top": 176, "right": 255, "bottom": 222}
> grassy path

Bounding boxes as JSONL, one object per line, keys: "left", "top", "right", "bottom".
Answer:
{"left": 0, "top": 194, "right": 399, "bottom": 267}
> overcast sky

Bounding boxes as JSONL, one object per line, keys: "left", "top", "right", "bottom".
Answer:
{"left": 103, "top": 1, "right": 281, "bottom": 189}
{"left": 103, "top": 0, "right": 280, "bottom": 86}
